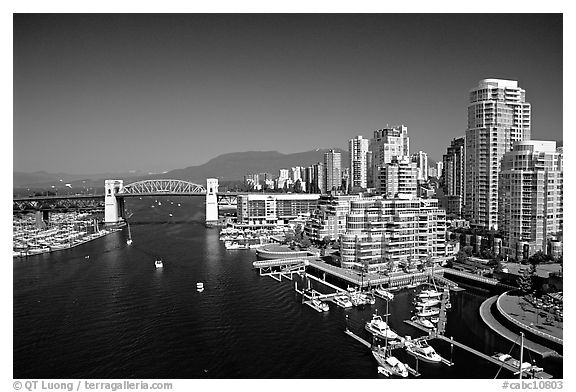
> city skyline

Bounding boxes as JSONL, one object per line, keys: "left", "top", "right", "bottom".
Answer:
{"left": 13, "top": 14, "right": 562, "bottom": 174}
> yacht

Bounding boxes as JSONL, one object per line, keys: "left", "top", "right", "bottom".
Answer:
{"left": 411, "top": 316, "right": 435, "bottom": 329}
{"left": 414, "top": 298, "right": 441, "bottom": 308}
{"left": 405, "top": 340, "right": 442, "bottom": 363}
{"left": 155, "top": 259, "right": 163, "bottom": 269}
{"left": 372, "top": 350, "right": 409, "bottom": 378}
{"left": 417, "top": 289, "right": 442, "bottom": 299}
{"left": 365, "top": 313, "right": 399, "bottom": 340}
{"left": 415, "top": 308, "right": 439, "bottom": 317}
{"left": 333, "top": 295, "right": 353, "bottom": 308}
{"left": 224, "top": 241, "right": 250, "bottom": 250}
{"left": 196, "top": 282, "right": 204, "bottom": 292}
{"left": 374, "top": 287, "right": 394, "bottom": 301}
{"left": 312, "top": 298, "right": 329, "bottom": 312}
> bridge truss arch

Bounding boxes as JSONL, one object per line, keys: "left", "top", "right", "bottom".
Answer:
{"left": 119, "top": 179, "right": 207, "bottom": 196}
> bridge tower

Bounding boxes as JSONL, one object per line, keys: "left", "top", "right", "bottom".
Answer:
{"left": 205, "top": 178, "right": 219, "bottom": 225}
{"left": 104, "top": 180, "right": 125, "bottom": 224}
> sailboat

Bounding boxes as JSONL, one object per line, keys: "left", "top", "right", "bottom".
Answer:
{"left": 371, "top": 297, "right": 408, "bottom": 377}
{"left": 126, "top": 222, "right": 133, "bottom": 245}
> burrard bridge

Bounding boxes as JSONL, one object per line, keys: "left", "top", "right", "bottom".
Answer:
{"left": 13, "top": 178, "right": 234, "bottom": 225}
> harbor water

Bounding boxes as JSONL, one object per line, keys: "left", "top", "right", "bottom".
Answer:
{"left": 13, "top": 197, "right": 563, "bottom": 379}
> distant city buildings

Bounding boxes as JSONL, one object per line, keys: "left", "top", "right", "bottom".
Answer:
{"left": 499, "top": 140, "right": 563, "bottom": 259}
{"left": 465, "top": 79, "right": 531, "bottom": 230}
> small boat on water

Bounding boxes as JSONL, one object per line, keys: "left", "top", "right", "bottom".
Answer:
{"left": 374, "top": 287, "right": 394, "bottom": 301}
{"left": 411, "top": 316, "right": 435, "bottom": 329}
{"left": 312, "top": 298, "right": 329, "bottom": 312}
{"left": 415, "top": 308, "right": 439, "bottom": 317}
{"left": 196, "top": 282, "right": 204, "bottom": 292}
{"left": 418, "top": 289, "right": 442, "bottom": 299}
{"left": 365, "top": 313, "right": 399, "bottom": 340}
{"left": 224, "top": 241, "right": 250, "bottom": 250}
{"left": 373, "top": 350, "right": 409, "bottom": 378}
{"left": 414, "top": 298, "right": 441, "bottom": 308}
{"left": 126, "top": 222, "right": 133, "bottom": 245}
{"left": 405, "top": 339, "right": 442, "bottom": 363}
{"left": 155, "top": 259, "right": 163, "bottom": 269}
{"left": 333, "top": 295, "right": 353, "bottom": 308}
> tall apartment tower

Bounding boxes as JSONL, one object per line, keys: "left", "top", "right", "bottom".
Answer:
{"left": 443, "top": 137, "right": 466, "bottom": 218}
{"left": 499, "top": 141, "right": 563, "bottom": 260}
{"left": 465, "top": 79, "right": 531, "bottom": 230}
{"left": 371, "top": 125, "right": 410, "bottom": 167}
{"left": 349, "top": 135, "right": 370, "bottom": 192}
{"left": 324, "top": 150, "right": 342, "bottom": 192}
{"left": 411, "top": 150, "right": 428, "bottom": 181}
{"left": 312, "top": 162, "right": 325, "bottom": 194}
{"left": 376, "top": 157, "right": 419, "bottom": 198}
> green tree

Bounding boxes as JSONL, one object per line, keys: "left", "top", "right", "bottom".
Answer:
{"left": 301, "top": 237, "right": 311, "bottom": 249}
{"left": 517, "top": 268, "right": 535, "bottom": 294}
{"left": 455, "top": 250, "right": 468, "bottom": 264}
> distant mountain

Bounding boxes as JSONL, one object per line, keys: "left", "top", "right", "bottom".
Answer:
{"left": 152, "top": 149, "right": 350, "bottom": 183}
{"left": 13, "top": 149, "right": 350, "bottom": 189}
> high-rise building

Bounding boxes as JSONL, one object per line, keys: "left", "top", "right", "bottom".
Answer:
{"left": 442, "top": 137, "right": 466, "bottom": 218}
{"left": 324, "top": 150, "right": 342, "bottom": 192}
{"left": 436, "top": 162, "right": 443, "bottom": 179}
{"left": 499, "top": 140, "right": 563, "bottom": 260}
{"left": 411, "top": 151, "right": 428, "bottom": 181}
{"left": 376, "top": 157, "right": 418, "bottom": 198}
{"left": 371, "top": 125, "right": 410, "bottom": 167}
{"left": 349, "top": 135, "right": 370, "bottom": 191}
{"left": 340, "top": 197, "right": 446, "bottom": 271}
{"left": 312, "top": 162, "right": 325, "bottom": 194}
{"left": 465, "top": 79, "right": 531, "bottom": 229}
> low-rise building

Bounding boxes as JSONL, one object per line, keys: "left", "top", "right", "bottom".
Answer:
{"left": 237, "top": 194, "right": 320, "bottom": 227}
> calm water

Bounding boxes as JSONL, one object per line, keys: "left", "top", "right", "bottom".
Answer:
{"left": 13, "top": 197, "right": 562, "bottom": 379}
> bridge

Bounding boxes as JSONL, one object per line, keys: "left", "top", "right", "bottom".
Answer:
{"left": 14, "top": 178, "right": 225, "bottom": 225}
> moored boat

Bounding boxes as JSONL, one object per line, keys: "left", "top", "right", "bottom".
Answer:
{"left": 411, "top": 316, "right": 435, "bottom": 329}
{"left": 372, "top": 350, "right": 409, "bottom": 378}
{"left": 365, "top": 313, "right": 399, "bottom": 340}
{"left": 196, "top": 282, "right": 204, "bottom": 292}
{"left": 312, "top": 298, "right": 329, "bottom": 312}
{"left": 333, "top": 295, "right": 353, "bottom": 308}
{"left": 155, "top": 259, "right": 163, "bottom": 269}
{"left": 405, "top": 340, "right": 442, "bottom": 363}
{"left": 374, "top": 287, "right": 394, "bottom": 301}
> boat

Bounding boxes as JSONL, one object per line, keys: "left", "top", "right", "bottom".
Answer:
{"left": 224, "top": 241, "right": 250, "bottom": 250}
{"left": 491, "top": 353, "right": 532, "bottom": 372}
{"left": 414, "top": 298, "right": 440, "bottom": 308}
{"left": 196, "top": 282, "right": 204, "bottom": 292}
{"left": 417, "top": 289, "right": 442, "bottom": 299}
{"left": 405, "top": 340, "right": 442, "bottom": 363}
{"left": 169, "top": 213, "right": 173, "bottom": 217}
{"left": 333, "top": 295, "right": 353, "bottom": 308}
{"left": 406, "top": 282, "right": 420, "bottom": 289}
{"left": 411, "top": 316, "right": 435, "bottom": 329}
{"left": 312, "top": 298, "right": 329, "bottom": 312}
{"left": 430, "top": 316, "right": 439, "bottom": 324}
{"left": 374, "top": 287, "right": 394, "bottom": 301}
{"left": 126, "top": 222, "right": 133, "bottom": 245}
{"left": 415, "top": 308, "right": 439, "bottom": 317}
{"left": 155, "top": 259, "right": 163, "bottom": 268}
{"left": 365, "top": 313, "right": 399, "bottom": 340}
{"left": 373, "top": 350, "right": 409, "bottom": 378}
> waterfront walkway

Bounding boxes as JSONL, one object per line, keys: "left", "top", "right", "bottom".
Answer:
{"left": 479, "top": 296, "right": 560, "bottom": 357}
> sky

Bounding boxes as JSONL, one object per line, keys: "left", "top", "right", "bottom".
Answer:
{"left": 13, "top": 13, "right": 563, "bottom": 174}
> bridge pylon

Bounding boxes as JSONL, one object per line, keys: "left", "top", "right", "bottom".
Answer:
{"left": 205, "top": 178, "right": 219, "bottom": 226}
{"left": 104, "top": 180, "right": 125, "bottom": 224}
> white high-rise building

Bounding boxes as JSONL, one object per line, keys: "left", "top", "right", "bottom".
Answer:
{"left": 465, "top": 79, "right": 531, "bottom": 230}
{"left": 499, "top": 141, "right": 563, "bottom": 260}
{"left": 376, "top": 157, "right": 418, "bottom": 198}
{"left": 411, "top": 151, "right": 428, "bottom": 181}
{"left": 349, "top": 135, "right": 370, "bottom": 191}
{"left": 442, "top": 137, "right": 466, "bottom": 218}
{"left": 324, "top": 150, "right": 342, "bottom": 192}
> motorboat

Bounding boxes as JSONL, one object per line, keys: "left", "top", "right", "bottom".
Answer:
{"left": 155, "top": 259, "right": 163, "bottom": 269}
{"left": 417, "top": 289, "right": 442, "bottom": 299}
{"left": 333, "top": 295, "right": 353, "bottom": 308}
{"left": 414, "top": 298, "right": 441, "bottom": 308}
{"left": 196, "top": 282, "right": 204, "bottom": 292}
{"left": 411, "top": 316, "right": 435, "bottom": 329}
{"left": 415, "top": 308, "right": 439, "bottom": 317}
{"left": 405, "top": 340, "right": 442, "bottom": 363}
{"left": 224, "top": 241, "right": 250, "bottom": 250}
{"left": 406, "top": 282, "right": 420, "bottom": 289}
{"left": 491, "top": 353, "right": 532, "bottom": 371}
{"left": 374, "top": 287, "right": 394, "bottom": 301}
{"left": 372, "top": 350, "right": 408, "bottom": 378}
{"left": 365, "top": 313, "right": 399, "bottom": 340}
{"left": 430, "top": 316, "right": 439, "bottom": 324}
{"left": 312, "top": 298, "right": 329, "bottom": 312}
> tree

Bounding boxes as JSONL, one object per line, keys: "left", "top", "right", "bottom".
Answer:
{"left": 463, "top": 246, "right": 473, "bottom": 257}
{"left": 294, "top": 224, "right": 303, "bottom": 239}
{"left": 301, "top": 237, "right": 312, "bottom": 249}
{"left": 455, "top": 250, "right": 468, "bottom": 264}
{"left": 528, "top": 250, "right": 551, "bottom": 267}
{"left": 322, "top": 236, "right": 332, "bottom": 249}
{"left": 284, "top": 232, "right": 295, "bottom": 244}
{"left": 516, "top": 268, "right": 536, "bottom": 294}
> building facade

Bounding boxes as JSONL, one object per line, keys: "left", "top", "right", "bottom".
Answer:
{"left": 411, "top": 151, "right": 428, "bottom": 181}
{"left": 442, "top": 136, "right": 466, "bottom": 218}
{"left": 375, "top": 157, "right": 418, "bottom": 198}
{"left": 304, "top": 194, "right": 361, "bottom": 241}
{"left": 349, "top": 135, "right": 370, "bottom": 192}
{"left": 237, "top": 194, "right": 320, "bottom": 226}
{"left": 465, "top": 79, "right": 531, "bottom": 230}
{"left": 324, "top": 150, "right": 342, "bottom": 192}
{"left": 498, "top": 140, "right": 563, "bottom": 259}
{"left": 340, "top": 197, "right": 446, "bottom": 271}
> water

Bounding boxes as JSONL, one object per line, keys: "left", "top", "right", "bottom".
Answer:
{"left": 13, "top": 197, "right": 562, "bottom": 379}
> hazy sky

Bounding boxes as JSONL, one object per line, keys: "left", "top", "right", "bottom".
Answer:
{"left": 13, "top": 14, "right": 562, "bottom": 174}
